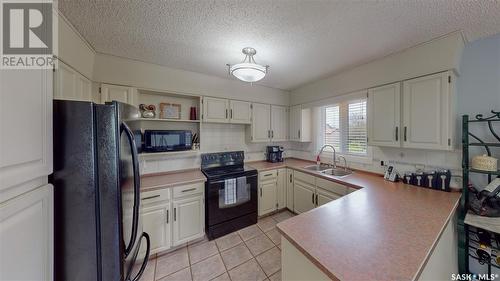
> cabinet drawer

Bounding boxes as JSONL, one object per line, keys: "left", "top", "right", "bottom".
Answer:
{"left": 259, "top": 170, "right": 277, "bottom": 181}
{"left": 141, "top": 188, "right": 171, "bottom": 205}
{"left": 173, "top": 182, "right": 204, "bottom": 199}
{"left": 316, "top": 177, "right": 347, "bottom": 196}
{"left": 294, "top": 171, "right": 316, "bottom": 185}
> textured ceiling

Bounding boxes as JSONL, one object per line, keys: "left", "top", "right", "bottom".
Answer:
{"left": 59, "top": 1, "right": 500, "bottom": 90}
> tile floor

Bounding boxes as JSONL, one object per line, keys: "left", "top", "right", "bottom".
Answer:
{"left": 139, "top": 210, "right": 294, "bottom": 281}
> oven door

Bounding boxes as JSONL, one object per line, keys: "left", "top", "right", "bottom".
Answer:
{"left": 206, "top": 174, "right": 258, "bottom": 226}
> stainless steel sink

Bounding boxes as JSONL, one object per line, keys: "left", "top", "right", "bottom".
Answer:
{"left": 303, "top": 164, "right": 331, "bottom": 172}
{"left": 321, "top": 168, "right": 353, "bottom": 177}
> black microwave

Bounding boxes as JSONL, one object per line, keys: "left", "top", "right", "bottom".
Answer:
{"left": 143, "top": 130, "right": 192, "bottom": 152}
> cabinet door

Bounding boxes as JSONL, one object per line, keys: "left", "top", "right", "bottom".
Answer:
{"left": 172, "top": 196, "right": 204, "bottom": 246}
{"left": 141, "top": 204, "right": 171, "bottom": 254}
{"left": 367, "top": 83, "right": 401, "bottom": 147}
{"left": 293, "top": 181, "right": 315, "bottom": 214}
{"left": 0, "top": 184, "right": 53, "bottom": 281}
{"left": 251, "top": 103, "right": 271, "bottom": 142}
{"left": 286, "top": 169, "right": 294, "bottom": 210}
{"left": 203, "top": 97, "right": 229, "bottom": 123}
{"left": 1, "top": 68, "right": 53, "bottom": 194}
{"left": 316, "top": 188, "right": 340, "bottom": 207}
{"left": 230, "top": 100, "right": 251, "bottom": 124}
{"left": 289, "top": 105, "right": 300, "bottom": 141}
{"left": 271, "top": 105, "right": 288, "bottom": 142}
{"left": 100, "top": 84, "right": 135, "bottom": 105}
{"left": 402, "top": 72, "right": 451, "bottom": 150}
{"left": 55, "top": 61, "right": 91, "bottom": 101}
{"left": 276, "top": 169, "right": 287, "bottom": 209}
{"left": 259, "top": 181, "right": 277, "bottom": 216}
{"left": 289, "top": 105, "right": 311, "bottom": 142}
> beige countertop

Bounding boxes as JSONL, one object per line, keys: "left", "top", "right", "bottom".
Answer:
{"left": 141, "top": 169, "right": 206, "bottom": 191}
{"left": 249, "top": 159, "right": 461, "bottom": 281}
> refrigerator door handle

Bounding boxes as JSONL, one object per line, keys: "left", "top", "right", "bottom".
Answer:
{"left": 125, "top": 232, "right": 151, "bottom": 281}
{"left": 121, "top": 122, "right": 141, "bottom": 257}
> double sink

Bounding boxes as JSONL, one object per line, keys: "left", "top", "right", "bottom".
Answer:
{"left": 303, "top": 164, "right": 353, "bottom": 177}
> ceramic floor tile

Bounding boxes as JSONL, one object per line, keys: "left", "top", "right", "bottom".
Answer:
{"left": 245, "top": 234, "right": 275, "bottom": 256}
{"left": 257, "top": 216, "right": 277, "bottom": 232}
{"left": 155, "top": 248, "right": 190, "bottom": 280}
{"left": 190, "top": 254, "right": 226, "bottom": 281}
{"left": 210, "top": 272, "right": 231, "bottom": 281}
{"left": 188, "top": 235, "right": 209, "bottom": 246}
{"left": 215, "top": 232, "right": 243, "bottom": 251}
{"left": 220, "top": 243, "right": 253, "bottom": 270}
{"left": 255, "top": 247, "right": 281, "bottom": 276}
{"left": 272, "top": 211, "right": 294, "bottom": 222}
{"left": 157, "top": 267, "right": 192, "bottom": 281}
{"left": 132, "top": 257, "right": 156, "bottom": 281}
{"left": 265, "top": 229, "right": 282, "bottom": 245}
{"left": 238, "top": 224, "right": 263, "bottom": 241}
{"left": 228, "top": 258, "right": 267, "bottom": 281}
{"left": 268, "top": 270, "right": 281, "bottom": 281}
{"left": 188, "top": 240, "right": 219, "bottom": 265}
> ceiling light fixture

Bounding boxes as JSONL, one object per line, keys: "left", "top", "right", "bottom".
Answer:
{"left": 227, "top": 47, "right": 269, "bottom": 83}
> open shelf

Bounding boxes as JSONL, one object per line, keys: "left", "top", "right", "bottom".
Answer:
{"left": 465, "top": 211, "right": 500, "bottom": 234}
{"left": 138, "top": 118, "right": 201, "bottom": 123}
{"left": 139, "top": 149, "right": 200, "bottom": 157}
{"left": 469, "top": 168, "right": 500, "bottom": 176}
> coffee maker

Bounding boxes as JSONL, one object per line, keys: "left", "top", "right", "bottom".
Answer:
{"left": 266, "top": 146, "right": 284, "bottom": 163}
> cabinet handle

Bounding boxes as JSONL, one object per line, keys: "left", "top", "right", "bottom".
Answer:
{"left": 226, "top": 109, "right": 228, "bottom": 119}
{"left": 141, "top": 195, "right": 160, "bottom": 201}
{"left": 260, "top": 188, "right": 263, "bottom": 197}
{"left": 268, "top": 130, "right": 271, "bottom": 138}
{"left": 263, "top": 173, "right": 273, "bottom": 177}
{"left": 298, "top": 130, "right": 301, "bottom": 139}
{"left": 166, "top": 209, "right": 169, "bottom": 224}
{"left": 289, "top": 174, "right": 292, "bottom": 183}
{"left": 181, "top": 188, "right": 196, "bottom": 193}
{"left": 404, "top": 126, "right": 407, "bottom": 142}
{"left": 230, "top": 109, "right": 233, "bottom": 119}
{"left": 395, "top": 126, "right": 399, "bottom": 141}
{"left": 174, "top": 208, "right": 177, "bottom": 221}
{"left": 312, "top": 193, "right": 315, "bottom": 204}
{"left": 315, "top": 194, "right": 318, "bottom": 206}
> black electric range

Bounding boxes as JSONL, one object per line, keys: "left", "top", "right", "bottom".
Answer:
{"left": 201, "top": 151, "right": 258, "bottom": 240}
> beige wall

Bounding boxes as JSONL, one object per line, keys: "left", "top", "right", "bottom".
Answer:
{"left": 93, "top": 54, "right": 290, "bottom": 106}
{"left": 57, "top": 12, "right": 95, "bottom": 79}
{"left": 290, "top": 32, "right": 465, "bottom": 105}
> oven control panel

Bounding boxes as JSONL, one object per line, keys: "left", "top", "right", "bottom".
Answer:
{"left": 201, "top": 151, "right": 244, "bottom": 169}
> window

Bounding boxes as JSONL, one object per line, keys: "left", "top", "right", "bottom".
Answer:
{"left": 322, "top": 99, "right": 367, "bottom": 156}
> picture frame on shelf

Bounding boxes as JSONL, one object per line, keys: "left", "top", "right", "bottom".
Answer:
{"left": 159, "top": 103, "right": 181, "bottom": 119}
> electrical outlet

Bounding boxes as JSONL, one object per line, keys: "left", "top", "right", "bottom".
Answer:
{"left": 380, "top": 160, "right": 385, "bottom": 166}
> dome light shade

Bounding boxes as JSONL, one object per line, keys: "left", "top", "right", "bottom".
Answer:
{"left": 227, "top": 47, "right": 268, "bottom": 83}
{"left": 230, "top": 63, "right": 267, "bottom": 82}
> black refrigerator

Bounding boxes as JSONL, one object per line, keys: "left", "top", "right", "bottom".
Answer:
{"left": 51, "top": 100, "right": 150, "bottom": 281}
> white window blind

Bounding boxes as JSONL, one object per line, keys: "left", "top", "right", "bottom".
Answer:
{"left": 321, "top": 99, "right": 367, "bottom": 157}
{"left": 347, "top": 100, "right": 367, "bottom": 155}
{"left": 324, "top": 105, "right": 340, "bottom": 151}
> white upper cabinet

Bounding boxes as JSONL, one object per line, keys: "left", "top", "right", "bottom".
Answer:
{"left": 367, "top": 82, "right": 401, "bottom": 147}
{"left": 250, "top": 103, "right": 271, "bottom": 142}
{"left": 271, "top": 105, "right": 288, "bottom": 142}
{"left": 289, "top": 105, "right": 311, "bottom": 142}
{"left": 203, "top": 97, "right": 229, "bottom": 123}
{"left": 55, "top": 61, "right": 92, "bottom": 102}
{"left": 100, "top": 83, "right": 136, "bottom": 105}
{"left": 402, "top": 71, "right": 454, "bottom": 150}
{"left": 0, "top": 68, "right": 53, "bottom": 195}
{"left": 229, "top": 100, "right": 252, "bottom": 124}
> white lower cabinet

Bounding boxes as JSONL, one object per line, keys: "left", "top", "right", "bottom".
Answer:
{"left": 293, "top": 181, "right": 316, "bottom": 214}
{"left": 140, "top": 182, "right": 204, "bottom": 253}
{"left": 286, "top": 169, "right": 294, "bottom": 211}
{"left": 0, "top": 184, "right": 53, "bottom": 281}
{"left": 172, "top": 195, "right": 204, "bottom": 246}
{"left": 258, "top": 169, "right": 287, "bottom": 216}
{"left": 293, "top": 171, "right": 348, "bottom": 213}
{"left": 141, "top": 203, "right": 171, "bottom": 254}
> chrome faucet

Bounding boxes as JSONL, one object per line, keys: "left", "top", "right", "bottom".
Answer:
{"left": 318, "top": 145, "right": 337, "bottom": 169}
{"left": 338, "top": 155, "right": 348, "bottom": 171}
